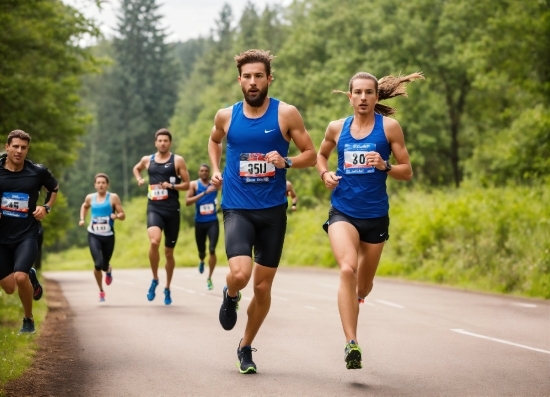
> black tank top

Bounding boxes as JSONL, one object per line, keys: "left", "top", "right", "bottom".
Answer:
{"left": 147, "top": 153, "right": 181, "bottom": 212}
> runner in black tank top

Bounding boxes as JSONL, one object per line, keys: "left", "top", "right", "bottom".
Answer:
{"left": 133, "top": 129, "right": 190, "bottom": 306}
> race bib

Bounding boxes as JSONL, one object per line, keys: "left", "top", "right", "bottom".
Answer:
{"left": 344, "top": 143, "right": 376, "bottom": 174}
{"left": 199, "top": 203, "right": 215, "bottom": 215}
{"left": 91, "top": 216, "right": 111, "bottom": 234}
{"left": 148, "top": 184, "right": 168, "bottom": 200}
{"left": 1, "top": 192, "right": 29, "bottom": 218}
{"left": 239, "top": 153, "right": 276, "bottom": 183}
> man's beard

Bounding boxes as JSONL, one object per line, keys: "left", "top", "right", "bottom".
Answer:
{"left": 243, "top": 86, "right": 268, "bottom": 107}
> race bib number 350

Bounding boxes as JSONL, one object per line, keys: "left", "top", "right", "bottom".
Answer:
{"left": 239, "top": 153, "right": 276, "bottom": 183}
{"left": 344, "top": 143, "right": 376, "bottom": 174}
{"left": 1, "top": 192, "right": 30, "bottom": 218}
{"left": 148, "top": 184, "right": 168, "bottom": 200}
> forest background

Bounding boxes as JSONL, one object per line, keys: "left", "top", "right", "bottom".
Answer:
{"left": 1, "top": 0, "right": 549, "bottom": 298}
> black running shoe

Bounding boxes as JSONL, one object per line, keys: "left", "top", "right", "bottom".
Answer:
{"left": 28, "top": 268, "right": 43, "bottom": 301}
{"left": 345, "top": 340, "right": 362, "bottom": 369}
{"left": 219, "top": 285, "right": 241, "bottom": 330}
{"left": 236, "top": 341, "right": 257, "bottom": 374}
{"left": 19, "top": 317, "right": 36, "bottom": 334}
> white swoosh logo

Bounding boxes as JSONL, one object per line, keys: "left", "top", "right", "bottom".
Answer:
{"left": 265, "top": 129, "right": 276, "bottom": 133}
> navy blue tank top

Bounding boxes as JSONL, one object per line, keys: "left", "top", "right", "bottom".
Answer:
{"left": 194, "top": 180, "right": 217, "bottom": 223}
{"left": 147, "top": 153, "right": 181, "bottom": 212}
{"left": 222, "top": 98, "right": 289, "bottom": 210}
{"left": 331, "top": 113, "right": 391, "bottom": 218}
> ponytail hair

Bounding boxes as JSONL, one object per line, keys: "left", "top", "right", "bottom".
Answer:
{"left": 332, "top": 72, "right": 425, "bottom": 116}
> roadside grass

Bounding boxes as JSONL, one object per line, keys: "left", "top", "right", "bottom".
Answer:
{"left": 0, "top": 276, "right": 47, "bottom": 395}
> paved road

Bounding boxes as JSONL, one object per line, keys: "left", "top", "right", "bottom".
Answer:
{"left": 44, "top": 268, "right": 550, "bottom": 397}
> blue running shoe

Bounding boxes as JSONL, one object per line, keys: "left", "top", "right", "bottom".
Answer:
{"left": 147, "top": 279, "right": 159, "bottom": 301}
{"left": 198, "top": 261, "right": 205, "bottom": 274}
{"left": 164, "top": 288, "right": 172, "bottom": 305}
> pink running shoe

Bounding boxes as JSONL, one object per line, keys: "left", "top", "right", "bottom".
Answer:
{"left": 105, "top": 268, "right": 112, "bottom": 286}
{"left": 99, "top": 291, "right": 106, "bottom": 302}
{"left": 357, "top": 298, "right": 365, "bottom": 304}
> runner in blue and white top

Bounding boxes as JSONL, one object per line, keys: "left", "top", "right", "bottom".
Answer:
{"left": 208, "top": 49, "right": 317, "bottom": 374}
{"left": 317, "top": 71, "right": 423, "bottom": 370}
{"left": 79, "top": 173, "right": 125, "bottom": 302}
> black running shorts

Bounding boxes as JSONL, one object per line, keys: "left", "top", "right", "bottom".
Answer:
{"left": 0, "top": 239, "right": 38, "bottom": 280}
{"left": 323, "top": 207, "right": 389, "bottom": 244}
{"left": 195, "top": 219, "right": 219, "bottom": 255}
{"left": 223, "top": 203, "right": 287, "bottom": 268}
{"left": 147, "top": 209, "right": 180, "bottom": 248}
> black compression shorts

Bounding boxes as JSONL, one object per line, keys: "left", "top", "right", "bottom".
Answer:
{"left": 88, "top": 232, "right": 115, "bottom": 272}
{"left": 195, "top": 220, "right": 219, "bottom": 257}
{"left": 323, "top": 207, "right": 389, "bottom": 244}
{"left": 0, "top": 239, "right": 38, "bottom": 280}
{"left": 147, "top": 209, "right": 180, "bottom": 248}
{"left": 223, "top": 203, "right": 287, "bottom": 268}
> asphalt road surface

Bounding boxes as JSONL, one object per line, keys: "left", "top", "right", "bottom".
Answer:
{"left": 44, "top": 267, "right": 550, "bottom": 397}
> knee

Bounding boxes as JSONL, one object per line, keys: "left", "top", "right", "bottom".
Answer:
{"left": 340, "top": 264, "right": 357, "bottom": 281}
{"left": 253, "top": 279, "right": 273, "bottom": 298}
{"left": 198, "top": 252, "right": 206, "bottom": 260}
{"left": 164, "top": 248, "right": 174, "bottom": 260}
{"left": 231, "top": 269, "right": 249, "bottom": 286}
{"left": 149, "top": 239, "right": 161, "bottom": 249}
{"left": 14, "top": 272, "right": 29, "bottom": 286}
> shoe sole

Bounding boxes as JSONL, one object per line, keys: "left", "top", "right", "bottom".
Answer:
{"left": 219, "top": 288, "right": 241, "bottom": 330}
{"left": 345, "top": 348, "right": 362, "bottom": 369}
{"left": 18, "top": 330, "right": 36, "bottom": 335}
{"left": 235, "top": 361, "right": 257, "bottom": 374}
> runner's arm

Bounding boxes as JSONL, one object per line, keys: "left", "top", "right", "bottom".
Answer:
{"left": 133, "top": 156, "right": 149, "bottom": 185}
{"left": 382, "top": 117, "right": 413, "bottom": 181}
{"left": 185, "top": 181, "right": 199, "bottom": 206}
{"left": 110, "top": 193, "right": 125, "bottom": 220}
{"left": 208, "top": 108, "right": 231, "bottom": 186}
{"left": 281, "top": 104, "right": 317, "bottom": 169}
{"left": 317, "top": 120, "right": 342, "bottom": 190}
{"left": 79, "top": 194, "right": 92, "bottom": 226}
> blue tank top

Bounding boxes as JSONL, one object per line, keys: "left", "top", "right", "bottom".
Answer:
{"left": 194, "top": 179, "right": 217, "bottom": 223}
{"left": 331, "top": 114, "right": 391, "bottom": 218}
{"left": 222, "top": 98, "right": 289, "bottom": 210}
{"left": 88, "top": 192, "right": 114, "bottom": 236}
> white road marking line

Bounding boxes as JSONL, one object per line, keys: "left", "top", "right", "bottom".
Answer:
{"left": 451, "top": 329, "right": 550, "bottom": 354}
{"left": 271, "top": 295, "right": 288, "bottom": 301}
{"left": 242, "top": 296, "right": 252, "bottom": 301}
{"left": 363, "top": 301, "right": 376, "bottom": 307}
{"left": 305, "top": 306, "right": 317, "bottom": 310}
{"left": 375, "top": 299, "right": 404, "bottom": 309}
{"left": 511, "top": 302, "right": 537, "bottom": 308}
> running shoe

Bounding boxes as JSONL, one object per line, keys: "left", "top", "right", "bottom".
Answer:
{"left": 344, "top": 340, "right": 362, "bottom": 369}
{"left": 99, "top": 291, "right": 105, "bottom": 302}
{"left": 28, "top": 268, "right": 43, "bottom": 301}
{"left": 207, "top": 278, "right": 213, "bottom": 290}
{"left": 236, "top": 341, "right": 257, "bottom": 374}
{"left": 105, "top": 267, "right": 113, "bottom": 286}
{"left": 219, "top": 285, "right": 241, "bottom": 330}
{"left": 198, "top": 261, "right": 205, "bottom": 274}
{"left": 358, "top": 298, "right": 365, "bottom": 304}
{"left": 147, "top": 279, "right": 159, "bottom": 301}
{"left": 19, "top": 318, "right": 35, "bottom": 334}
{"left": 164, "top": 288, "right": 172, "bottom": 305}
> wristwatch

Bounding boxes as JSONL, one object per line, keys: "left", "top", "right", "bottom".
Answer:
{"left": 383, "top": 160, "right": 392, "bottom": 173}
{"left": 43, "top": 205, "right": 51, "bottom": 213}
{"left": 284, "top": 157, "right": 292, "bottom": 168}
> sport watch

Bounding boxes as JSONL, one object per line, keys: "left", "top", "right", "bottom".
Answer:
{"left": 383, "top": 160, "right": 392, "bottom": 173}
{"left": 43, "top": 205, "right": 51, "bottom": 213}
{"left": 284, "top": 157, "right": 292, "bottom": 168}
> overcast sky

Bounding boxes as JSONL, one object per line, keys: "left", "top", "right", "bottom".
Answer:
{"left": 65, "top": 0, "right": 292, "bottom": 43}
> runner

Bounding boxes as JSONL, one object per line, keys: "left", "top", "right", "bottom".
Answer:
{"left": 317, "top": 72, "right": 423, "bottom": 369}
{"left": 0, "top": 130, "right": 58, "bottom": 334}
{"left": 208, "top": 49, "right": 317, "bottom": 374}
{"left": 285, "top": 180, "right": 298, "bottom": 211}
{"left": 133, "top": 128, "right": 190, "bottom": 305}
{"left": 185, "top": 164, "right": 219, "bottom": 290}
{"left": 78, "top": 173, "right": 125, "bottom": 302}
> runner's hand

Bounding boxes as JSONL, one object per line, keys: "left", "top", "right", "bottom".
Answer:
{"left": 211, "top": 172, "right": 223, "bottom": 188}
{"left": 205, "top": 185, "right": 217, "bottom": 194}
{"left": 79, "top": 220, "right": 85, "bottom": 227}
{"left": 33, "top": 206, "right": 47, "bottom": 221}
{"left": 265, "top": 151, "right": 285, "bottom": 169}
{"left": 322, "top": 171, "right": 341, "bottom": 190}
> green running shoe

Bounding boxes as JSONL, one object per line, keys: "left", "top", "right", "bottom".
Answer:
{"left": 236, "top": 341, "right": 257, "bottom": 374}
{"left": 345, "top": 340, "right": 362, "bottom": 369}
{"left": 207, "top": 278, "right": 213, "bottom": 290}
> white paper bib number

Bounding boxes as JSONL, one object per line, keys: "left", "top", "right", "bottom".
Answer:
{"left": 239, "top": 153, "right": 275, "bottom": 183}
{"left": 199, "top": 203, "right": 215, "bottom": 215}
{"left": 1, "top": 192, "right": 30, "bottom": 218}
{"left": 148, "top": 184, "right": 168, "bottom": 200}
{"left": 91, "top": 216, "right": 111, "bottom": 234}
{"left": 343, "top": 143, "right": 376, "bottom": 174}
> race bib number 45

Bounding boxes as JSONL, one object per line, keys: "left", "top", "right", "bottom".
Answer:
{"left": 1, "top": 192, "right": 29, "bottom": 218}
{"left": 239, "top": 153, "right": 276, "bottom": 183}
{"left": 344, "top": 143, "right": 376, "bottom": 174}
{"left": 148, "top": 184, "right": 168, "bottom": 200}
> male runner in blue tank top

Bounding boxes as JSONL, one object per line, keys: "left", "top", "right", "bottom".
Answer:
{"left": 133, "top": 129, "right": 190, "bottom": 305}
{"left": 317, "top": 72, "right": 423, "bottom": 369}
{"left": 208, "top": 49, "right": 317, "bottom": 374}
{"left": 79, "top": 173, "right": 125, "bottom": 302}
{"left": 185, "top": 163, "right": 219, "bottom": 290}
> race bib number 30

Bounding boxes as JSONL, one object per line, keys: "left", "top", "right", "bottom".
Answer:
{"left": 148, "top": 184, "right": 168, "bottom": 200}
{"left": 1, "top": 192, "right": 29, "bottom": 218}
{"left": 344, "top": 143, "right": 376, "bottom": 174}
{"left": 91, "top": 216, "right": 111, "bottom": 234}
{"left": 239, "top": 153, "right": 276, "bottom": 183}
{"left": 199, "top": 203, "right": 215, "bottom": 215}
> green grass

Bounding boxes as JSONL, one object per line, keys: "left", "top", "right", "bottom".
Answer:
{"left": 0, "top": 275, "right": 47, "bottom": 394}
